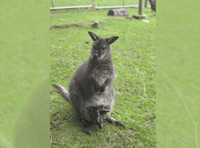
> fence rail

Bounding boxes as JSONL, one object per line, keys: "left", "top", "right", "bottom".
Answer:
{"left": 50, "top": 0, "right": 150, "bottom": 10}
{"left": 96, "top": 5, "right": 150, "bottom": 9}
{"left": 50, "top": 5, "right": 92, "bottom": 10}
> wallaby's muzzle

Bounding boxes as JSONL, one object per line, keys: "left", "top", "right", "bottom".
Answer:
{"left": 92, "top": 50, "right": 101, "bottom": 60}
{"left": 92, "top": 53, "right": 99, "bottom": 60}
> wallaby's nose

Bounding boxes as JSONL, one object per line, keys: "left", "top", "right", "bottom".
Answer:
{"left": 92, "top": 53, "right": 99, "bottom": 60}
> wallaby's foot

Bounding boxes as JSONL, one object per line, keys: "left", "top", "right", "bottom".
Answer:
{"left": 106, "top": 117, "right": 126, "bottom": 128}
{"left": 83, "top": 126, "right": 92, "bottom": 136}
{"left": 79, "top": 118, "right": 92, "bottom": 136}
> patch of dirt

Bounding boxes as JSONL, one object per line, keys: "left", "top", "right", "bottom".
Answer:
{"left": 50, "top": 24, "right": 83, "bottom": 30}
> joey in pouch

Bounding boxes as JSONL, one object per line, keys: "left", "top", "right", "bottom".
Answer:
{"left": 53, "top": 31, "right": 126, "bottom": 136}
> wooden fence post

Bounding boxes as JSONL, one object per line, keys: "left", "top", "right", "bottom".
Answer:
{"left": 138, "top": 0, "right": 143, "bottom": 15}
{"left": 144, "top": 0, "right": 147, "bottom": 7}
{"left": 52, "top": 0, "right": 54, "bottom": 8}
{"left": 92, "top": 0, "right": 96, "bottom": 9}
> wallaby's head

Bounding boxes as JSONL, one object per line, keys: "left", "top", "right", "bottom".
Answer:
{"left": 88, "top": 31, "right": 119, "bottom": 60}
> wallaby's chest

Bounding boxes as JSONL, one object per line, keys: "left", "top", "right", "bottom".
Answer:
{"left": 91, "top": 66, "right": 113, "bottom": 86}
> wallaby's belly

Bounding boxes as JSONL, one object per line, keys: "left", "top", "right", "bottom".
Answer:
{"left": 84, "top": 90, "right": 115, "bottom": 122}
{"left": 91, "top": 70, "right": 111, "bottom": 86}
{"left": 88, "top": 69, "right": 115, "bottom": 113}
{"left": 90, "top": 93, "right": 114, "bottom": 107}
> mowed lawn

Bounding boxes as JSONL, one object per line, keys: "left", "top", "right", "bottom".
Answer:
{"left": 50, "top": 7, "right": 156, "bottom": 148}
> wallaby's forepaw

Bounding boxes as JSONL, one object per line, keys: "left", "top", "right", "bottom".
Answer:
{"left": 106, "top": 117, "right": 126, "bottom": 128}
{"left": 99, "top": 78, "right": 109, "bottom": 93}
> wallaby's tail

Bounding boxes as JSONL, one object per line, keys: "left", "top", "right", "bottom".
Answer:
{"left": 52, "top": 83, "right": 72, "bottom": 104}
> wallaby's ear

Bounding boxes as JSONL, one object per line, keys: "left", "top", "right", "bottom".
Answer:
{"left": 106, "top": 36, "right": 119, "bottom": 45}
{"left": 88, "top": 31, "right": 99, "bottom": 41}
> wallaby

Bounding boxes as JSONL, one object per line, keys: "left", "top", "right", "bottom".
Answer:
{"left": 52, "top": 31, "right": 126, "bottom": 136}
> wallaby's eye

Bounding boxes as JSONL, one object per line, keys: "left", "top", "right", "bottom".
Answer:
{"left": 102, "top": 45, "right": 106, "bottom": 50}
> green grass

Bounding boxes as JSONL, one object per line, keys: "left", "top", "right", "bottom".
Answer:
{"left": 50, "top": 7, "right": 156, "bottom": 148}
{"left": 51, "top": 0, "right": 141, "bottom": 7}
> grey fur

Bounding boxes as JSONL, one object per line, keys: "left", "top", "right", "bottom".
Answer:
{"left": 52, "top": 83, "right": 71, "bottom": 103}
{"left": 52, "top": 31, "right": 126, "bottom": 135}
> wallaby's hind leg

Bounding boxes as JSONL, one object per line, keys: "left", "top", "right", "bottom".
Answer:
{"left": 70, "top": 93, "right": 92, "bottom": 135}
{"left": 106, "top": 117, "right": 126, "bottom": 128}
{"left": 78, "top": 118, "right": 92, "bottom": 136}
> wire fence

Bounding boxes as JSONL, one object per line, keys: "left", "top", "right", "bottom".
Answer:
{"left": 50, "top": 0, "right": 150, "bottom": 10}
